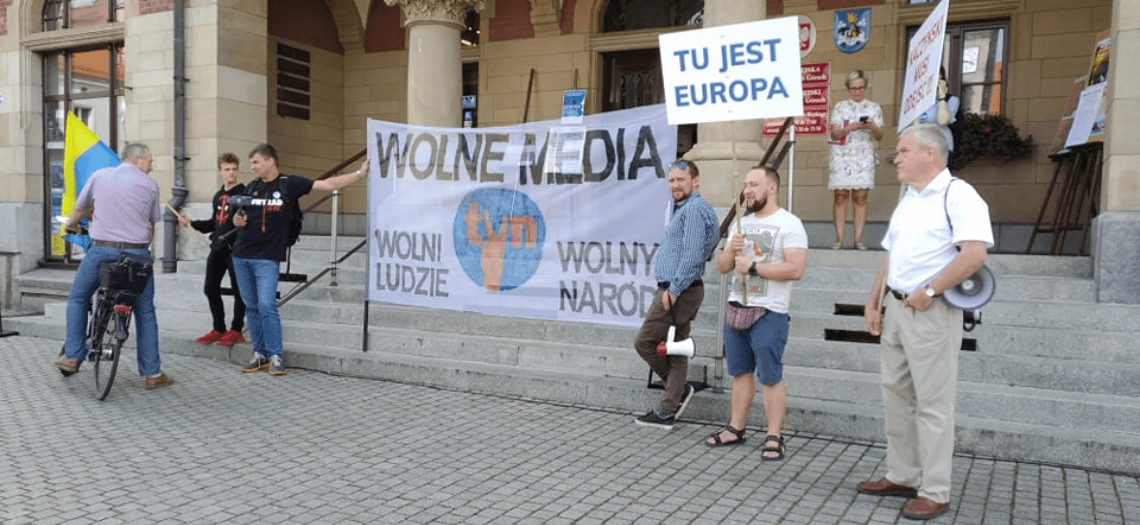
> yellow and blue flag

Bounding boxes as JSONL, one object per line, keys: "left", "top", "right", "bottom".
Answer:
{"left": 62, "top": 112, "right": 119, "bottom": 249}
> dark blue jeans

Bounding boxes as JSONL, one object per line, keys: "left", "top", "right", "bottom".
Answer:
{"left": 231, "top": 257, "right": 282, "bottom": 358}
{"left": 64, "top": 246, "right": 161, "bottom": 376}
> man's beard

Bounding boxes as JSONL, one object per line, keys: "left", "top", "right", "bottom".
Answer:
{"left": 745, "top": 193, "right": 767, "bottom": 214}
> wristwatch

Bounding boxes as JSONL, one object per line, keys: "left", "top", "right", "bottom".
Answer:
{"left": 924, "top": 285, "right": 937, "bottom": 298}
{"left": 748, "top": 261, "right": 758, "bottom": 276}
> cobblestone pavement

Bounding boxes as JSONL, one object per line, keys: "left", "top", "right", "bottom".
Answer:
{"left": 2, "top": 335, "right": 1137, "bottom": 525}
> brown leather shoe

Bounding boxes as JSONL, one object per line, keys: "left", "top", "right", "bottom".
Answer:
{"left": 902, "top": 496, "right": 948, "bottom": 520}
{"left": 856, "top": 478, "right": 918, "bottom": 497}
{"left": 55, "top": 355, "right": 82, "bottom": 375}
{"left": 145, "top": 372, "right": 174, "bottom": 390}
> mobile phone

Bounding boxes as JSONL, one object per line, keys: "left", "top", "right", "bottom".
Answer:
{"left": 859, "top": 116, "right": 869, "bottom": 123}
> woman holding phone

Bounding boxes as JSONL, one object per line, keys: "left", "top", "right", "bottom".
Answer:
{"left": 828, "top": 69, "right": 883, "bottom": 250}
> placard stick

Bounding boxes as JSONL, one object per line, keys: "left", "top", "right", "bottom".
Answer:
{"left": 163, "top": 202, "right": 211, "bottom": 247}
{"left": 732, "top": 138, "right": 747, "bottom": 303}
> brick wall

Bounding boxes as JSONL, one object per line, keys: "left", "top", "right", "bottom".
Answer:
{"left": 0, "top": 0, "right": 11, "bottom": 36}
{"left": 139, "top": 0, "right": 173, "bottom": 15}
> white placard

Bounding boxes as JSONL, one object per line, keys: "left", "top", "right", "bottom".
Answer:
{"left": 365, "top": 105, "right": 677, "bottom": 328}
{"left": 659, "top": 17, "right": 804, "bottom": 125}
{"left": 899, "top": 0, "right": 949, "bottom": 129}
{"left": 1065, "top": 83, "right": 1105, "bottom": 148}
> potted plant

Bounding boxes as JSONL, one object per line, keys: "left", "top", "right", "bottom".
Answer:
{"left": 952, "top": 112, "right": 1034, "bottom": 171}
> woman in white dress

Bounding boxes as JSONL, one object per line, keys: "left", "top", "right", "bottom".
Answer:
{"left": 828, "top": 70, "right": 883, "bottom": 250}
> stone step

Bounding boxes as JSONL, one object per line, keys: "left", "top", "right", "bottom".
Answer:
{"left": 784, "top": 366, "right": 1140, "bottom": 435}
{"left": 806, "top": 249, "right": 1093, "bottom": 278}
{"left": 34, "top": 292, "right": 1140, "bottom": 398}
{"left": 15, "top": 319, "right": 1136, "bottom": 474}
{"left": 785, "top": 338, "right": 1140, "bottom": 396}
{"left": 22, "top": 302, "right": 1140, "bottom": 432}
{"left": 788, "top": 397, "right": 1138, "bottom": 475}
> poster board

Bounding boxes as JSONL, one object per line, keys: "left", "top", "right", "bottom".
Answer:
{"left": 658, "top": 17, "right": 804, "bottom": 125}
{"left": 763, "top": 62, "right": 831, "bottom": 136}
{"left": 898, "top": 0, "right": 948, "bottom": 129}
{"left": 1064, "top": 30, "right": 1111, "bottom": 149}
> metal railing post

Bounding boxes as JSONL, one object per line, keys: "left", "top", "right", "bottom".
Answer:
{"left": 329, "top": 190, "right": 339, "bottom": 287}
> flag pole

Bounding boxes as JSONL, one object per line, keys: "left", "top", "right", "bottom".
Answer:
{"left": 163, "top": 202, "right": 212, "bottom": 248}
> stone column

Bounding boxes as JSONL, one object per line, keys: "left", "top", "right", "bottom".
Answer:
{"left": 1092, "top": 0, "right": 1140, "bottom": 303}
{"left": 385, "top": 0, "right": 483, "bottom": 127}
{"left": 683, "top": 0, "right": 767, "bottom": 208}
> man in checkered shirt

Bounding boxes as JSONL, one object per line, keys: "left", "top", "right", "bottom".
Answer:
{"left": 632, "top": 159, "right": 719, "bottom": 430}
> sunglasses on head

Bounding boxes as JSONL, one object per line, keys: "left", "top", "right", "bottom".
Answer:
{"left": 668, "top": 160, "right": 690, "bottom": 171}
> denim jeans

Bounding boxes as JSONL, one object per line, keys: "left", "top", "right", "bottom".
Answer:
{"left": 231, "top": 257, "right": 282, "bottom": 358}
{"left": 64, "top": 246, "right": 161, "bottom": 376}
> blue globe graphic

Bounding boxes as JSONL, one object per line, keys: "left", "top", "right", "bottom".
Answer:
{"left": 452, "top": 188, "right": 546, "bottom": 292}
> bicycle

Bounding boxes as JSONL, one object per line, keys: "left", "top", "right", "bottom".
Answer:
{"left": 58, "top": 252, "right": 153, "bottom": 401}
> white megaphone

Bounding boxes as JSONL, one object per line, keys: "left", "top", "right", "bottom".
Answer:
{"left": 942, "top": 265, "right": 996, "bottom": 332}
{"left": 656, "top": 326, "right": 695, "bottom": 357}
{"left": 943, "top": 265, "right": 996, "bottom": 310}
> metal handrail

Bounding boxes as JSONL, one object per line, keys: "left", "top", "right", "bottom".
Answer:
{"left": 278, "top": 239, "right": 367, "bottom": 307}
{"left": 302, "top": 148, "right": 367, "bottom": 215}
{"left": 276, "top": 147, "right": 369, "bottom": 308}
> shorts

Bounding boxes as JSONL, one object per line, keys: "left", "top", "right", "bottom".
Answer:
{"left": 723, "top": 311, "right": 789, "bottom": 385}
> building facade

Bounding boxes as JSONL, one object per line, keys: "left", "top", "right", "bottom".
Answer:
{"left": 1, "top": 0, "right": 1138, "bottom": 306}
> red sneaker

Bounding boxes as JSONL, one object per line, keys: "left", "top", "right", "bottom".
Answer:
{"left": 195, "top": 330, "right": 222, "bottom": 344}
{"left": 215, "top": 330, "right": 245, "bottom": 346}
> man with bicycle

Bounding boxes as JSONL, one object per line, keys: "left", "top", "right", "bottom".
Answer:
{"left": 56, "top": 142, "right": 172, "bottom": 390}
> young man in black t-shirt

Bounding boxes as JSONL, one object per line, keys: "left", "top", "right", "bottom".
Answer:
{"left": 179, "top": 153, "right": 247, "bottom": 346}
{"left": 231, "top": 143, "right": 369, "bottom": 376}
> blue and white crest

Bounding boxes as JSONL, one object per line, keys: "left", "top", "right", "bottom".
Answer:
{"left": 834, "top": 8, "right": 871, "bottom": 54}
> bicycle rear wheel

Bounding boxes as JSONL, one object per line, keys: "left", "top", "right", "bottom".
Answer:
{"left": 93, "top": 311, "right": 121, "bottom": 401}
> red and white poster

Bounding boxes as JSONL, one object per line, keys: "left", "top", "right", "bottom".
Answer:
{"left": 764, "top": 62, "right": 830, "bottom": 136}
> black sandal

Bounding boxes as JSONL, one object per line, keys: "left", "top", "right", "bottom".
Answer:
{"left": 705, "top": 425, "right": 747, "bottom": 448}
{"left": 761, "top": 434, "right": 785, "bottom": 461}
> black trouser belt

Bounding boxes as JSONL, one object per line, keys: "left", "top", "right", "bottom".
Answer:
{"left": 92, "top": 240, "right": 149, "bottom": 249}
{"left": 658, "top": 279, "right": 703, "bottom": 290}
{"left": 888, "top": 287, "right": 940, "bottom": 301}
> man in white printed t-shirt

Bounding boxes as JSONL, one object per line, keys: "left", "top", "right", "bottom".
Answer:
{"left": 705, "top": 166, "right": 807, "bottom": 462}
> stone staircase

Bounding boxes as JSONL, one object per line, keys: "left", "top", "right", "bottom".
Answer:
{"left": 11, "top": 235, "right": 1140, "bottom": 474}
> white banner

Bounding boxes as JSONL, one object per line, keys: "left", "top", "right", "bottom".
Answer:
{"left": 366, "top": 105, "right": 677, "bottom": 328}
{"left": 659, "top": 17, "right": 804, "bottom": 125}
{"left": 899, "top": 0, "right": 949, "bottom": 129}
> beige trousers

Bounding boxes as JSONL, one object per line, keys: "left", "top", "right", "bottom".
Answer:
{"left": 879, "top": 294, "right": 963, "bottom": 504}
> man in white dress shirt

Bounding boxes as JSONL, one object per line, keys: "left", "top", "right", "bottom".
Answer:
{"left": 857, "top": 123, "right": 993, "bottom": 520}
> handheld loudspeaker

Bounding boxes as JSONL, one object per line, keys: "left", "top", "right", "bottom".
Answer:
{"left": 656, "top": 326, "right": 694, "bottom": 358}
{"left": 942, "top": 264, "right": 996, "bottom": 311}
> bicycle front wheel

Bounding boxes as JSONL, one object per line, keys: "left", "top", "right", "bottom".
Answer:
{"left": 93, "top": 313, "right": 122, "bottom": 401}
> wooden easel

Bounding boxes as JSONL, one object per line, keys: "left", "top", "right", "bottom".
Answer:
{"left": 1026, "top": 143, "right": 1103, "bottom": 255}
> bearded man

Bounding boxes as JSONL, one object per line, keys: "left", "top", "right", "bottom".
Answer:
{"left": 704, "top": 166, "right": 807, "bottom": 461}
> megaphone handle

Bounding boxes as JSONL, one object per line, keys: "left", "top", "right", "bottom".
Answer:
{"left": 666, "top": 325, "right": 676, "bottom": 343}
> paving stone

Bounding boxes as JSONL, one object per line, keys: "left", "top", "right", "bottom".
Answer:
{"left": 3, "top": 334, "right": 1137, "bottom": 524}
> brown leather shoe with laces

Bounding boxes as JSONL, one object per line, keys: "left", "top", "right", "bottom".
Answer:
{"left": 902, "top": 496, "right": 948, "bottom": 520}
{"left": 856, "top": 478, "right": 918, "bottom": 497}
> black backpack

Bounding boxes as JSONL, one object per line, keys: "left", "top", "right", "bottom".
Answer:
{"left": 279, "top": 176, "right": 304, "bottom": 247}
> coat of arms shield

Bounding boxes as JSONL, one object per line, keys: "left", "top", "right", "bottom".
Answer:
{"left": 834, "top": 8, "right": 871, "bottom": 54}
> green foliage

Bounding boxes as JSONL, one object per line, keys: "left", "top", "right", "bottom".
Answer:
{"left": 952, "top": 112, "right": 1034, "bottom": 171}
